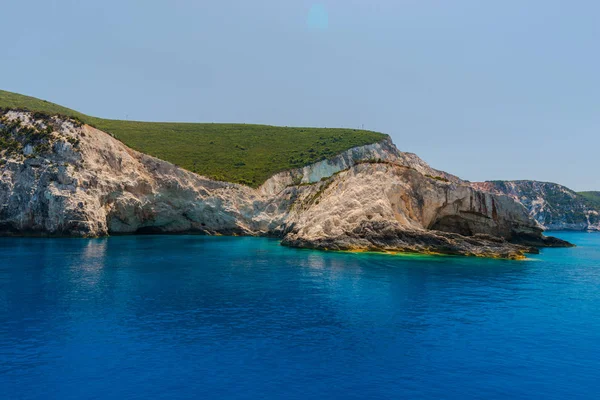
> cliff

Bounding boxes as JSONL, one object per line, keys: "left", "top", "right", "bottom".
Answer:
{"left": 0, "top": 111, "right": 571, "bottom": 258}
{"left": 281, "top": 164, "right": 566, "bottom": 259}
{"left": 472, "top": 181, "right": 600, "bottom": 231}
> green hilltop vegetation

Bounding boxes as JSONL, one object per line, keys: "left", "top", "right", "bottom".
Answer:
{"left": 0, "top": 90, "right": 386, "bottom": 187}
{"left": 578, "top": 191, "right": 600, "bottom": 210}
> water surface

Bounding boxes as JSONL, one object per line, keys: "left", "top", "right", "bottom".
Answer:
{"left": 1, "top": 232, "right": 599, "bottom": 399}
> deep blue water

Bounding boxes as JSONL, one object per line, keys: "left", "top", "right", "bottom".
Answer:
{"left": 1, "top": 232, "right": 599, "bottom": 399}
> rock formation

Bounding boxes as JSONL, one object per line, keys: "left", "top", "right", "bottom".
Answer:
{"left": 472, "top": 181, "right": 600, "bottom": 231}
{"left": 280, "top": 163, "right": 568, "bottom": 259}
{"left": 0, "top": 111, "right": 571, "bottom": 258}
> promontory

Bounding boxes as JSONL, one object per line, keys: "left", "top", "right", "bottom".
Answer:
{"left": 0, "top": 90, "right": 572, "bottom": 259}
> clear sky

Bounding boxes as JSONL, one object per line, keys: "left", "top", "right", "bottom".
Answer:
{"left": 2, "top": 1, "right": 598, "bottom": 190}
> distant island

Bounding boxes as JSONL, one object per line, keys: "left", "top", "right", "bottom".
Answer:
{"left": 0, "top": 90, "right": 580, "bottom": 259}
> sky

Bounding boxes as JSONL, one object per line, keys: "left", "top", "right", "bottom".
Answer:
{"left": 2, "top": 0, "right": 598, "bottom": 191}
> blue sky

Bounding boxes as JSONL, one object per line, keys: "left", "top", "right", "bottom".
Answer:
{"left": 2, "top": 0, "right": 598, "bottom": 190}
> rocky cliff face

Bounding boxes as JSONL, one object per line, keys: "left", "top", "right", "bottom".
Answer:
{"left": 0, "top": 111, "right": 570, "bottom": 258}
{"left": 281, "top": 164, "right": 568, "bottom": 259}
{"left": 472, "top": 181, "right": 600, "bottom": 231}
{"left": 0, "top": 111, "right": 293, "bottom": 237}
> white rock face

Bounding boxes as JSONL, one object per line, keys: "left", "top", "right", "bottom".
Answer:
{"left": 0, "top": 111, "right": 569, "bottom": 258}
{"left": 472, "top": 181, "right": 600, "bottom": 231}
{"left": 280, "top": 163, "right": 560, "bottom": 258}
{"left": 259, "top": 137, "right": 459, "bottom": 196}
{"left": 0, "top": 112, "right": 278, "bottom": 236}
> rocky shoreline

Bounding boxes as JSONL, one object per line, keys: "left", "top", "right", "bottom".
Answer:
{"left": 0, "top": 111, "right": 573, "bottom": 258}
{"left": 282, "top": 223, "right": 544, "bottom": 260}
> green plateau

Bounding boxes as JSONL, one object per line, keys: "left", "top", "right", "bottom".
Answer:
{"left": 0, "top": 90, "right": 386, "bottom": 187}
{"left": 578, "top": 191, "right": 600, "bottom": 210}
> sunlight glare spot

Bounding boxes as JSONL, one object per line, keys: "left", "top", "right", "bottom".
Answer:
{"left": 307, "top": 4, "right": 329, "bottom": 31}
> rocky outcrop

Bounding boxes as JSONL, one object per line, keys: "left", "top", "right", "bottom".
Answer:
{"left": 280, "top": 163, "right": 571, "bottom": 259}
{"left": 0, "top": 111, "right": 571, "bottom": 258}
{"left": 472, "top": 181, "right": 600, "bottom": 231}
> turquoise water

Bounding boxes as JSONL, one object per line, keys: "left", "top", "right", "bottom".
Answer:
{"left": 1, "top": 232, "right": 599, "bottom": 399}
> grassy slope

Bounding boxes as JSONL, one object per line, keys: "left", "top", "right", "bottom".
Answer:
{"left": 0, "top": 90, "right": 386, "bottom": 187}
{"left": 578, "top": 191, "right": 600, "bottom": 210}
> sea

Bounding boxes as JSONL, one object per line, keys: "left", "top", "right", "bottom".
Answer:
{"left": 1, "top": 232, "right": 599, "bottom": 399}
